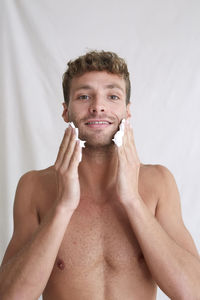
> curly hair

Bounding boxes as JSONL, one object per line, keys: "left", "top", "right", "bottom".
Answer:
{"left": 62, "top": 50, "right": 131, "bottom": 105}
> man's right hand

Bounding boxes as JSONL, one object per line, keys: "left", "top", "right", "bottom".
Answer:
{"left": 54, "top": 126, "right": 81, "bottom": 211}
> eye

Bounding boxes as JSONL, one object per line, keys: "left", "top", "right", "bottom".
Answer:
{"left": 109, "top": 95, "right": 119, "bottom": 100}
{"left": 78, "top": 95, "right": 90, "bottom": 100}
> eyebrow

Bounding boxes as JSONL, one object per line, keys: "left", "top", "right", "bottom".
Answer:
{"left": 74, "top": 84, "right": 125, "bottom": 93}
{"left": 104, "top": 84, "right": 124, "bottom": 93}
{"left": 74, "top": 85, "right": 93, "bottom": 92}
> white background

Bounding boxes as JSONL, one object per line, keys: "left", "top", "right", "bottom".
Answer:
{"left": 0, "top": 1, "right": 200, "bottom": 299}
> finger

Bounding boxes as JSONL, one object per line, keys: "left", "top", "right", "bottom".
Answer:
{"left": 125, "top": 120, "right": 135, "bottom": 150}
{"left": 129, "top": 127, "right": 140, "bottom": 163}
{"left": 117, "top": 145, "right": 124, "bottom": 168}
{"left": 124, "top": 121, "right": 139, "bottom": 164}
{"left": 60, "top": 128, "right": 77, "bottom": 170}
{"left": 68, "top": 140, "right": 81, "bottom": 172}
{"left": 121, "top": 120, "right": 130, "bottom": 162}
{"left": 118, "top": 138, "right": 128, "bottom": 166}
{"left": 55, "top": 127, "right": 73, "bottom": 168}
{"left": 123, "top": 120, "right": 129, "bottom": 146}
{"left": 128, "top": 123, "right": 136, "bottom": 148}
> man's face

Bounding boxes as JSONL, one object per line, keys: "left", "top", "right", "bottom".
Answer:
{"left": 62, "top": 71, "right": 131, "bottom": 147}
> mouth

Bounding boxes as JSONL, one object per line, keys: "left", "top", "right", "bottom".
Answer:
{"left": 85, "top": 120, "right": 112, "bottom": 129}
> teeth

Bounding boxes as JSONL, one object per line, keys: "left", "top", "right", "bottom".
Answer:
{"left": 87, "top": 121, "right": 109, "bottom": 125}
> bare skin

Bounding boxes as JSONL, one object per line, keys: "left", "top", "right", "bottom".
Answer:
{"left": 38, "top": 163, "right": 157, "bottom": 300}
{"left": 0, "top": 71, "right": 199, "bottom": 300}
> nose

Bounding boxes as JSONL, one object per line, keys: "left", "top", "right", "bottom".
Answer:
{"left": 88, "top": 96, "right": 106, "bottom": 114}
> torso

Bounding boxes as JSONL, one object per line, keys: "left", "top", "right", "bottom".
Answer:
{"left": 34, "top": 164, "right": 159, "bottom": 300}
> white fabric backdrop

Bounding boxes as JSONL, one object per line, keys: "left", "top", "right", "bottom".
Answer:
{"left": 1, "top": 1, "right": 199, "bottom": 299}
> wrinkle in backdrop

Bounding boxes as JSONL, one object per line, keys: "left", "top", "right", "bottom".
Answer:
{"left": 0, "top": 1, "right": 200, "bottom": 299}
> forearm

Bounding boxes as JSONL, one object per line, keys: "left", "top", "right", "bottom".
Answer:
{"left": 124, "top": 197, "right": 200, "bottom": 299}
{"left": 0, "top": 204, "right": 74, "bottom": 300}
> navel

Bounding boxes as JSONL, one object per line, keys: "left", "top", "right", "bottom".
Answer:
{"left": 57, "top": 258, "right": 65, "bottom": 270}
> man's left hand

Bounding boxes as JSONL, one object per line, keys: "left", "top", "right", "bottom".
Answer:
{"left": 116, "top": 119, "right": 141, "bottom": 206}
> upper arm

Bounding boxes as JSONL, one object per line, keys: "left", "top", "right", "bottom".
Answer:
{"left": 155, "top": 164, "right": 199, "bottom": 259}
{"left": 1, "top": 171, "right": 40, "bottom": 266}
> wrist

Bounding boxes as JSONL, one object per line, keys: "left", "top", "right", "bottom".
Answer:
{"left": 122, "top": 194, "right": 143, "bottom": 211}
{"left": 54, "top": 201, "right": 76, "bottom": 216}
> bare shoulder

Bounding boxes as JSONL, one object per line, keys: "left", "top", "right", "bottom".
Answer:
{"left": 138, "top": 163, "right": 177, "bottom": 210}
{"left": 140, "top": 163, "right": 182, "bottom": 217}
{"left": 15, "top": 169, "right": 40, "bottom": 207}
{"left": 140, "top": 162, "right": 170, "bottom": 176}
{"left": 13, "top": 167, "right": 54, "bottom": 229}
{"left": 139, "top": 163, "right": 174, "bottom": 192}
{"left": 19, "top": 165, "right": 56, "bottom": 191}
{"left": 17, "top": 166, "right": 54, "bottom": 197}
{"left": 19, "top": 166, "right": 57, "bottom": 210}
{"left": 149, "top": 163, "right": 179, "bottom": 201}
{"left": 139, "top": 163, "right": 165, "bottom": 193}
{"left": 1, "top": 166, "right": 56, "bottom": 266}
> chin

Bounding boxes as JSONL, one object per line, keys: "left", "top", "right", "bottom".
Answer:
{"left": 78, "top": 121, "right": 122, "bottom": 150}
{"left": 84, "top": 136, "right": 114, "bottom": 148}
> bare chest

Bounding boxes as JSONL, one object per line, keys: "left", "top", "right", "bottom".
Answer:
{"left": 57, "top": 200, "right": 144, "bottom": 273}
{"left": 37, "top": 166, "right": 158, "bottom": 299}
{"left": 38, "top": 187, "right": 157, "bottom": 277}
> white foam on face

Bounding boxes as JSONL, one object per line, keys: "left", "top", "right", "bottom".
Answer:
{"left": 66, "top": 122, "right": 86, "bottom": 162}
{"left": 112, "top": 119, "right": 126, "bottom": 147}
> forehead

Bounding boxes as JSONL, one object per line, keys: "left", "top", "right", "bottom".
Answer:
{"left": 70, "top": 71, "right": 126, "bottom": 93}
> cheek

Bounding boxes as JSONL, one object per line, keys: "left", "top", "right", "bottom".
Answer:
{"left": 111, "top": 105, "right": 127, "bottom": 121}
{"left": 71, "top": 102, "right": 89, "bottom": 115}
{"left": 68, "top": 103, "right": 83, "bottom": 118}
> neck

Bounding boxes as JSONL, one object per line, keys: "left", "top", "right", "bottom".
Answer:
{"left": 78, "top": 144, "right": 118, "bottom": 198}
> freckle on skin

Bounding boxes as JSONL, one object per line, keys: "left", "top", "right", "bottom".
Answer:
{"left": 57, "top": 258, "right": 65, "bottom": 270}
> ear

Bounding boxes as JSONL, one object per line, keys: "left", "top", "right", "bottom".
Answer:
{"left": 126, "top": 102, "right": 131, "bottom": 119}
{"left": 62, "top": 102, "right": 69, "bottom": 123}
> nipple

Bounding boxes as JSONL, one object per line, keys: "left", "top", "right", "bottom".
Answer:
{"left": 57, "top": 258, "right": 65, "bottom": 270}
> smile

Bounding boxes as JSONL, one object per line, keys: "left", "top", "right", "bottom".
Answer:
{"left": 85, "top": 120, "right": 112, "bottom": 128}
{"left": 86, "top": 121, "right": 111, "bottom": 125}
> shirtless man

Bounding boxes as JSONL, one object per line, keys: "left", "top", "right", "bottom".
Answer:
{"left": 0, "top": 51, "right": 200, "bottom": 300}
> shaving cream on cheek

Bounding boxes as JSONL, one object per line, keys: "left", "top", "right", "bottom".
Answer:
{"left": 112, "top": 119, "right": 126, "bottom": 147}
{"left": 66, "top": 122, "right": 86, "bottom": 162}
